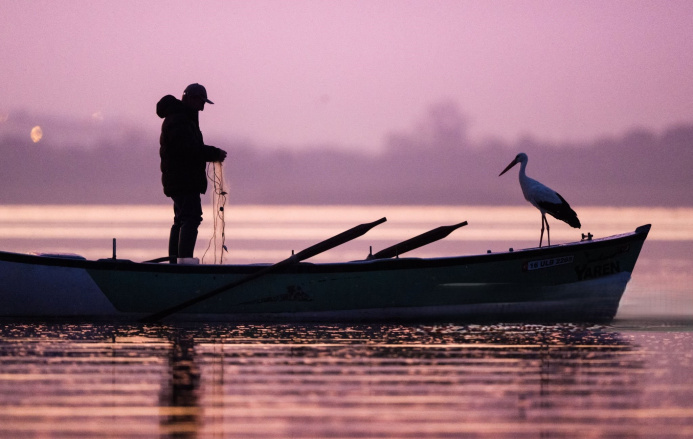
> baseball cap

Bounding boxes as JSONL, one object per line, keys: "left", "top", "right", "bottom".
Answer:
{"left": 183, "top": 83, "right": 214, "bottom": 104}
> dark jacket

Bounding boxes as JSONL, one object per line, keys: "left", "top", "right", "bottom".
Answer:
{"left": 157, "top": 95, "right": 223, "bottom": 197}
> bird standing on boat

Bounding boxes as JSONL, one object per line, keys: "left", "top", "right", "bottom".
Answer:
{"left": 499, "top": 152, "right": 581, "bottom": 247}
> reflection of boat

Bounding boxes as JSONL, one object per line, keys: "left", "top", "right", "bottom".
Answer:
{"left": 0, "top": 225, "right": 650, "bottom": 323}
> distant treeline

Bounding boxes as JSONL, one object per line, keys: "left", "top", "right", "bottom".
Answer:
{"left": 1, "top": 105, "right": 692, "bottom": 206}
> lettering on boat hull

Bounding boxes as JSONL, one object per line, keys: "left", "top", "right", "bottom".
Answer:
{"left": 239, "top": 285, "right": 313, "bottom": 305}
{"left": 575, "top": 261, "right": 621, "bottom": 281}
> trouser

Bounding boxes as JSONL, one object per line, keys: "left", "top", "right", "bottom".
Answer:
{"left": 168, "top": 193, "right": 203, "bottom": 263}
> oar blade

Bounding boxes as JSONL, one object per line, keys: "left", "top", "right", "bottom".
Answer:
{"left": 369, "top": 221, "right": 467, "bottom": 260}
{"left": 295, "top": 217, "right": 387, "bottom": 261}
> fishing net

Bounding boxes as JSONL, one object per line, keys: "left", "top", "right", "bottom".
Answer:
{"left": 202, "top": 161, "right": 229, "bottom": 264}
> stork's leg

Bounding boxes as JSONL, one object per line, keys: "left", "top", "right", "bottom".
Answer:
{"left": 545, "top": 215, "right": 551, "bottom": 246}
{"left": 539, "top": 213, "right": 545, "bottom": 247}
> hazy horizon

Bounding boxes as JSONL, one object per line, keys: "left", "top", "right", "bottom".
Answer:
{"left": 1, "top": 102, "right": 691, "bottom": 207}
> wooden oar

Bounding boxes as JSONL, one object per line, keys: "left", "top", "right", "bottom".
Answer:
{"left": 367, "top": 221, "right": 467, "bottom": 260}
{"left": 141, "top": 217, "right": 387, "bottom": 322}
{"left": 144, "top": 256, "right": 170, "bottom": 263}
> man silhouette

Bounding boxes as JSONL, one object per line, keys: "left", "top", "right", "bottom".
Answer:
{"left": 157, "top": 83, "right": 227, "bottom": 264}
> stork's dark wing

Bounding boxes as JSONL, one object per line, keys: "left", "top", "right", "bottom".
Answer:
{"left": 538, "top": 192, "right": 581, "bottom": 228}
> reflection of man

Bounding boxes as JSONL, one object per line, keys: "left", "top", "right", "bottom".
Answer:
{"left": 157, "top": 83, "right": 227, "bottom": 264}
{"left": 160, "top": 332, "right": 200, "bottom": 437}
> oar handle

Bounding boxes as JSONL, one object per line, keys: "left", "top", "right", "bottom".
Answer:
{"left": 369, "top": 221, "right": 467, "bottom": 260}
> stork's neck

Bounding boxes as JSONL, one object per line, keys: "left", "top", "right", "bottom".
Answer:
{"left": 518, "top": 159, "right": 528, "bottom": 182}
{"left": 516, "top": 158, "right": 534, "bottom": 202}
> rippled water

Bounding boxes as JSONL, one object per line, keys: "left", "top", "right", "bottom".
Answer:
{"left": 2, "top": 205, "right": 692, "bottom": 437}
{"left": 1, "top": 322, "right": 692, "bottom": 438}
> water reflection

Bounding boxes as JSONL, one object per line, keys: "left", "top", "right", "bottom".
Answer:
{"left": 160, "top": 331, "right": 200, "bottom": 439}
{"left": 1, "top": 323, "right": 692, "bottom": 438}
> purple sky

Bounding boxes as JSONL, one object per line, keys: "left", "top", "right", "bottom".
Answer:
{"left": 3, "top": 1, "right": 693, "bottom": 152}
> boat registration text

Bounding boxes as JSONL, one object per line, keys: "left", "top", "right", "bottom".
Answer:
{"left": 524, "top": 255, "right": 574, "bottom": 271}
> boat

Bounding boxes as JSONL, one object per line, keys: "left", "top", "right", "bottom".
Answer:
{"left": 0, "top": 220, "right": 651, "bottom": 323}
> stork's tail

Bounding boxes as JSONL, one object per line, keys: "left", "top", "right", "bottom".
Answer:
{"left": 564, "top": 212, "right": 581, "bottom": 229}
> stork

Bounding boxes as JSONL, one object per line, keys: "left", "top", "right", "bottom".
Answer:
{"left": 499, "top": 152, "right": 581, "bottom": 247}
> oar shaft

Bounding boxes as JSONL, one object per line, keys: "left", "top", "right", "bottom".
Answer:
{"left": 369, "top": 221, "right": 467, "bottom": 259}
{"left": 142, "top": 217, "right": 386, "bottom": 322}
{"left": 143, "top": 262, "right": 284, "bottom": 321}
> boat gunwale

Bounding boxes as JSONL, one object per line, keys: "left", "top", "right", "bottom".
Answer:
{"left": 0, "top": 224, "right": 651, "bottom": 275}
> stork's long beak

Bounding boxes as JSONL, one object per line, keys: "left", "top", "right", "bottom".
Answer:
{"left": 499, "top": 159, "right": 519, "bottom": 176}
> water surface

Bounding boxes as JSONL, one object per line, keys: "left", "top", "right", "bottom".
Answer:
{"left": 1, "top": 205, "right": 692, "bottom": 437}
{"left": 1, "top": 323, "right": 692, "bottom": 438}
